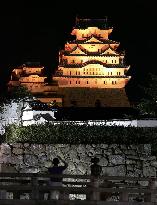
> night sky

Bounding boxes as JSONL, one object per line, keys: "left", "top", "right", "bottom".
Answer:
{"left": 0, "top": 1, "right": 156, "bottom": 101}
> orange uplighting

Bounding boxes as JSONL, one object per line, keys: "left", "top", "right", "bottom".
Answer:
{"left": 53, "top": 18, "right": 131, "bottom": 89}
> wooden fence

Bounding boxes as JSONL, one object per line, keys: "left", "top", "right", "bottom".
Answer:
{"left": 0, "top": 173, "right": 157, "bottom": 205}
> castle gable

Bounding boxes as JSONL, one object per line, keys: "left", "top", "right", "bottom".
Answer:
{"left": 85, "top": 36, "right": 103, "bottom": 43}
{"left": 70, "top": 46, "right": 86, "bottom": 55}
{"left": 102, "top": 47, "right": 118, "bottom": 55}
{"left": 84, "top": 63, "right": 105, "bottom": 69}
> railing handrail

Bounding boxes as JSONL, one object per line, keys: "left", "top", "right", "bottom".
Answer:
{"left": 0, "top": 173, "right": 155, "bottom": 181}
{"left": 0, "top": 184, "right": 156, "bottom": 193}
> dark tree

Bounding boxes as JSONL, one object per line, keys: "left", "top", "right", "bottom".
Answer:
{"left": 136, "top": 73, "right": 157, "bottom": 116}
{"left": 7, "top": 85, "right": 32, "bottom": 102}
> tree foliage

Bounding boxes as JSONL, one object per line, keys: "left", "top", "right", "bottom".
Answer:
{"left": 7, "top": 85, "right": 33, "bottom": 102}
{"left": 136, "top": 73, "right": 157, "bottom": 116}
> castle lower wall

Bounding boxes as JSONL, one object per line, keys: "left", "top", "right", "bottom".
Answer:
{"left": 58, "top": 88, "right": 130, "bottom": 107}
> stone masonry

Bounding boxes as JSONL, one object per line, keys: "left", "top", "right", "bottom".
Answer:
{"left": 0, "top": 143, "right": 156, "bottom": 177}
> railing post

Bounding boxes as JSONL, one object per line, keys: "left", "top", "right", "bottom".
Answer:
{"left": 31, "top": 175, "right": 39, "bottom": 200}
{"left": 144, "top": 177, "right": 156, "bottom": 202}
{"left": 0, "top": 190, "right": 7, "bottom": 199}
{"left": 0, "top": 164, "right": 7, "bottom": 199}
{"left": 92, "top": 177, "right": 100, "bottom": 201}
{"left": 119, "top": 190, "right": 128, "bottom": 202}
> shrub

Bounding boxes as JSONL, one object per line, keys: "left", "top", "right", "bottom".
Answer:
{"left": 3, "top": 123, "right": 157, "bottom": 145}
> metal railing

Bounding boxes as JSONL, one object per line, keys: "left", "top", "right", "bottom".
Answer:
{"left": 0, "top": 173, "right": 157, "bottom": 205}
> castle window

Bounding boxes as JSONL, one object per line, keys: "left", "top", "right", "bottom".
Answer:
{"left": 78, "top": 71, "right": 80, "bottom": 75}
{"left": 87, "top": 72, "right": 88, "bottom": 74}
{"left": 78, "top": 81, "right": 80, "bottom": 84}
{"left": 115, "top": 60, "right": 116, "bottom": 63}
{"left": 111, "top": 72, "right": 112, "bottom": 75}
{"left": 93, "top": 72, "right": 94, "bottom": 75}
{"left": 112, "top": 60, "right": 113, "bottom": 63}
{"left": 87, "top": 81, "right": 88, "bottom": 84}
{"left": 72, "top": 60, "right": 75, "bottom": 63}
{"left": 104, "top": 81, "right": 106, "bottom": 84}
{"left": 82, "top": 34, "right": 84, "bottom": 38}
{"left": 106, "top": 60, "right": 107, "bottom": 63}
{"left": 76, "top": 81, "right": 77, "bottom": 84}
{"left": 96, "top": 72, "right": 98, "bottom": 75}
{"left": 70, "top": 81, "right": 71, "bottom": 84}
{"left": 76, "top": 71, "right": 77, "bottom": 75}
{"left": 84, "top": 72, "right": 85, "bottom": 74}
{"left": 70, "top": 71, "right": 71, "bottom": 75}
{"left": 90, "top": 72, "right": 91, "bottom": 75}
{"left": 112, "top": 81, "right": 117, "bottom": 85}
{"left": 117, "top": 72, "right": 120, "bottom": 75}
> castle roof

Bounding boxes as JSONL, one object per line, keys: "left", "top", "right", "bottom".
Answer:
{"left": 23, "top": 62, "right": 42, "bottom": 67}
{"left": 63, "top": 45, "right": 120, "bottom": 56}
{"left": 13, "top": 63, "right": 44, "bottom": 70}
{"left": 69, "top": 35, "right": 119, "bottom": 44}
{"left": 61, "top": 60, "right": 129, "bottom": 68}
{"left": 74, "top": 18, "right": 111, "bottom": 29}
{"left": 19, "top": 73, "right": 45, "bottom": 77}
{"left": 55, "top": 75, "right": 129, "bottom": 79}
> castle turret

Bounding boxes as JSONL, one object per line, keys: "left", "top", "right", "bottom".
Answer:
{"left": 8, "top": 62, "right": 46, "bottom": 93}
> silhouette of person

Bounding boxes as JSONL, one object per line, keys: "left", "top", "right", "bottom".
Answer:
{"left": 48, "top": 156, "right": 68, "bottom": 200}
{"left": 88, "top": 157, "right": 102, "bottom": 201}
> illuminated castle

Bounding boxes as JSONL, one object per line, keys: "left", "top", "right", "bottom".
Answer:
{"left": 53, "top": 18, "right": 131, "bottom": 107}
{"left": 9, "top": 62, "right": 46, "bottom": 92}
{"left": 8, "top": 62, "right": 60, "bottom": 104}
{"left": 9, "top": 18, "right": 131, "bottom": 107}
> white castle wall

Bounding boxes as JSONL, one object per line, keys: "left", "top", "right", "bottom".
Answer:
{"left": 0, "top": 101, "right": 57, "bottom": 134}
{"left": 1, "top": 101, "right": 157, "bottom": 135}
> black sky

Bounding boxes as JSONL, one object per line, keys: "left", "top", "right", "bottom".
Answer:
{"left": 0, "top": 1, "right": 156, "bottom": 100}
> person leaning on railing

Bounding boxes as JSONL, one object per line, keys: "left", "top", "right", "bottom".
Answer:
{"left": 48, "top": 156, "right": 68, "bottom": 200}
{"left": 89, "top": 157, "right": 115, "bottom": 201}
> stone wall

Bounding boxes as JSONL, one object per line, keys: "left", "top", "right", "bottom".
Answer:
{"left": 0, "top": 143, "right": 156, "bottom": 177}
